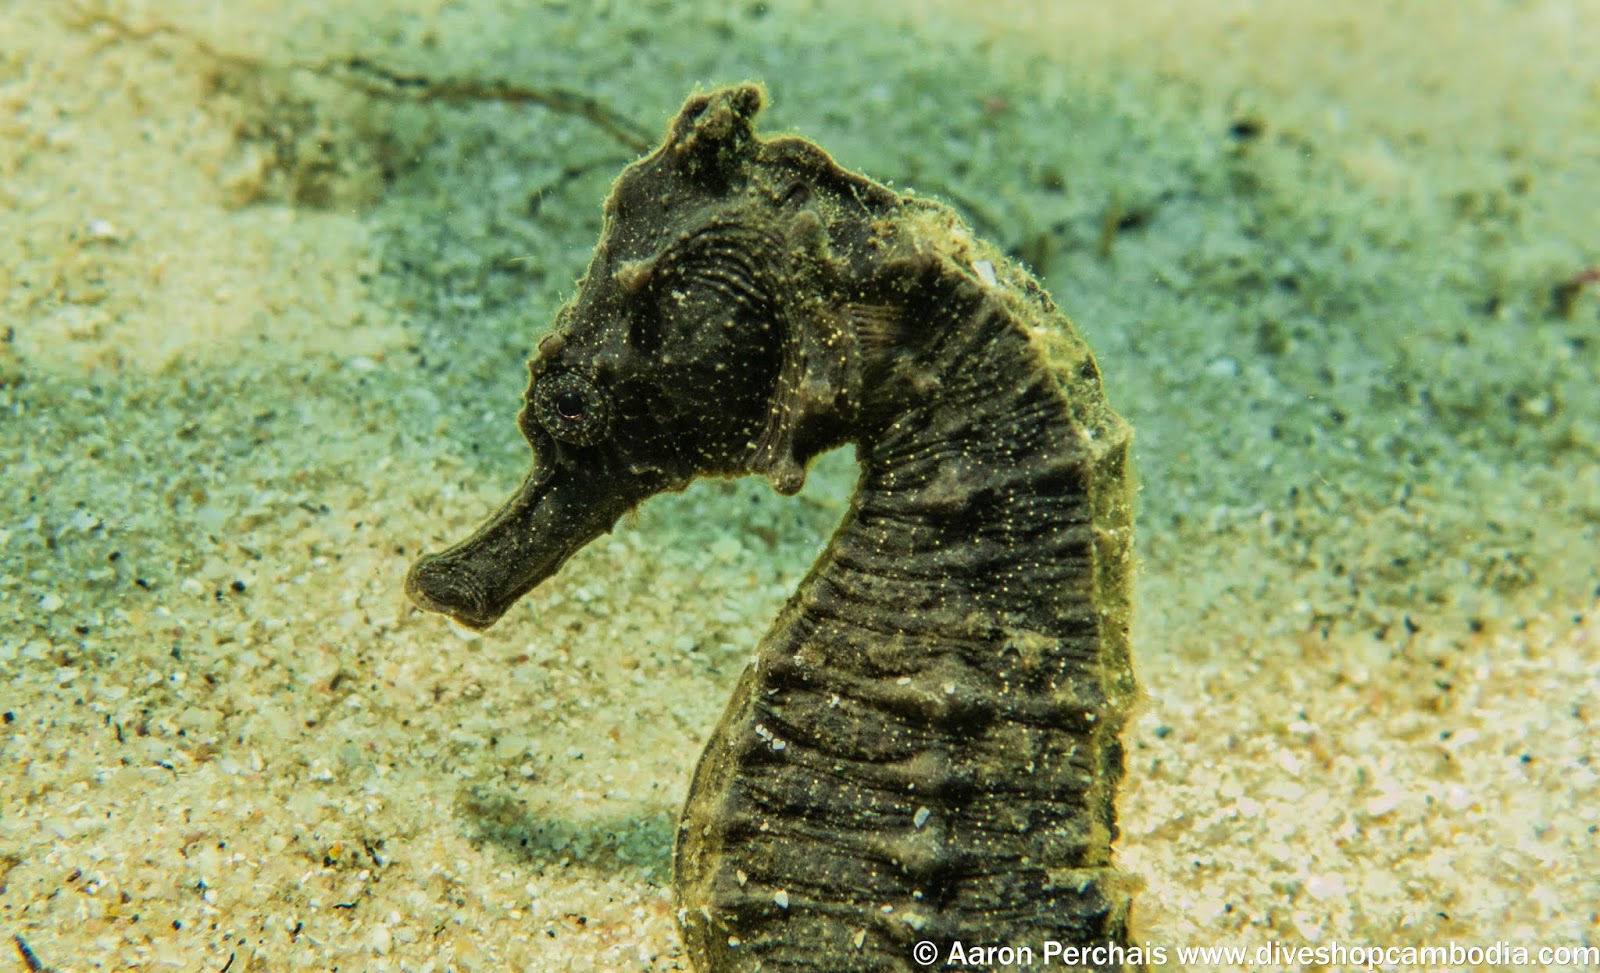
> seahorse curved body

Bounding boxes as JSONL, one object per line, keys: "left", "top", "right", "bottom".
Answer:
{"left": 406, "top": 85, "right": 1137, "bottom": 973}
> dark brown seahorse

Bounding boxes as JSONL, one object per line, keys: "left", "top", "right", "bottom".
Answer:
{"left": 405, "top": 84, "right": 1138, "bottom": 973}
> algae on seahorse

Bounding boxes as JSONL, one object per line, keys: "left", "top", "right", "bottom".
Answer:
{"left": 406, "top": 84, "right": 1137, "bottom": 973}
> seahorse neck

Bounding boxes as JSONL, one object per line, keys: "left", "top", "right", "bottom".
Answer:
{"left": 790, "top": 284, "right": 1129, "bottom": 670}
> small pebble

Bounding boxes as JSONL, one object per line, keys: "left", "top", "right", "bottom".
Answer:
{"left": 1304, "top": 873, "right": 1347, "bottom": 901}
{"left": 1366, "top": 792, "right": 1404, "bottom": 817}
{"left": 86, "top": 218, "right": 123, "bottom": 241}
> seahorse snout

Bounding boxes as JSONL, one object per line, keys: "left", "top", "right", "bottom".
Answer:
{"left": 404, "top": 553, "right": 503, "bottom": 630}
{"left": 406, "top": 461, "right": 651, "bottom": 631}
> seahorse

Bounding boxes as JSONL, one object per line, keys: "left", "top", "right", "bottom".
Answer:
{"left": 405, "top": 84, "right": 1138, "bottom": 973}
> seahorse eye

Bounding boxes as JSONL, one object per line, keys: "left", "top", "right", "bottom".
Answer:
{"left": 555, "top": 391, "right": 585, "bottom": 420}
{"left": 535, "top": 372, "right": 609, "bottom": 445}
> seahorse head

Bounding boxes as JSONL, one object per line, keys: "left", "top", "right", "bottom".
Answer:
{"left": 406, "top": 84, "right": 902, "bottom": 629}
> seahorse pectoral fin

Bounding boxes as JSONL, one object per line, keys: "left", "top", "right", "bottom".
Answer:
{"left": 404, "top": 459, "right": 645, "bottom": 630}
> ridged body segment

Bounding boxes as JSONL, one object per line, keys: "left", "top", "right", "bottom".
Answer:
{"left": 677, "top": 273, "right": 1135, "bottom": 973}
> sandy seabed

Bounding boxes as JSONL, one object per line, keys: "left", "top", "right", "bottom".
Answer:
{"left": 3, "top": 1, "right": 1598, "bottom": 970}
